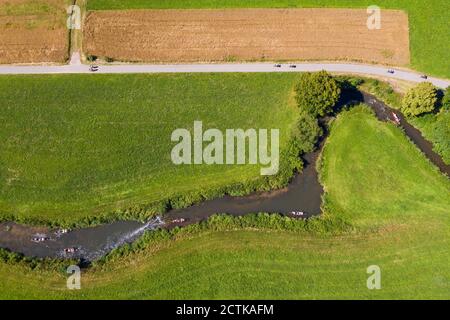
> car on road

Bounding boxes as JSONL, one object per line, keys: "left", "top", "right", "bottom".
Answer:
{"left": 289, "top": 64, "right": 297, "bottom": 68}
{"left": 387, "top": 69, "right": 395, "bottom": 74}
{"left": 89, "top": 65, "right": 99, "bottom": 72}
{"left": 420, "top": 74, "right": 428, "bottom": 79}
{"left": 274, "top": 64, "right": 282, "bottom": 68}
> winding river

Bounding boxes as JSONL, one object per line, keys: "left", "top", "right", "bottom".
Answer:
{"left": 0, "top": 92, "right": 448, "bottom": 262}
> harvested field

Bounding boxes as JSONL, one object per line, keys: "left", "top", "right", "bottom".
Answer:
{"left": 84, "top": 8, "right": 410, "bottom": 65}
{"left": 0, "top": 0, "right": 68, "bottom": 64}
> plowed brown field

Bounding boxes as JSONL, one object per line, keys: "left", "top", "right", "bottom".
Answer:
{"left": 84, "top": 8, "right": 410, "bottom": 65}
{"left": 0, "top": 0, "right": 68, "bottom": 64}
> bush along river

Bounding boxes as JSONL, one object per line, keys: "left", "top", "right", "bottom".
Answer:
{"left": 0, "top": 91, "right": 448, "bottom": 262}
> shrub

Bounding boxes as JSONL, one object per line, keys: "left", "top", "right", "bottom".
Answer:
{"left": 442, "top": 86, "right": 450, "bottom": 110}
{"left": 294, "top": 71, "right": 341, "bottom": 117}
{"left": 401, "top": 82, "right": 438, "bottom": 116}
{"left": 86, "top": 55, "right": 97, "bottom": 62}
{"left": 291, "top": 111, "right": 323, "bottom": 153}
{"left": 0, "top": 247, "right": 79, "bottom": 271}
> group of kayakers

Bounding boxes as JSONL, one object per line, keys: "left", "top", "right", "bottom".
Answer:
{"left": 30, "top": 228, "right": 78, "bottom": 255}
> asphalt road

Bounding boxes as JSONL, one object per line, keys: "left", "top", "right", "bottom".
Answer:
{"left": 0, "top": 62, "right": 448, "bottom": 88}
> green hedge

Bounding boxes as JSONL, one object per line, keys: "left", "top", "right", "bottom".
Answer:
{"left": 0, "top": 247, "right": 79, "bottom": 272}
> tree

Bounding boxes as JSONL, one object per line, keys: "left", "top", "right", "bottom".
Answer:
{"left": 442, "top": 86, "right": 450, "bottom": 110}
{"left": 294, "top": 70, "right": 341, "bottom": 117}
{"left": 401, "top": 82, "right": 438, "bottom": 116}
{"left": 291, "top": 111, "right": 323, "bottom": 153}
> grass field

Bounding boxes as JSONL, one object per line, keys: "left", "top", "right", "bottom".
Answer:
{"left": 0, "top": 73, "right": 298, "bottom": 224}
{"left": 87, "top": 0, "right": 450, "bottom": 79}
{"left": 319, "top": 106, "right": 449, "bottom": 227}
{"left": 1, "top": 106, "right": 449, "bottom": 299}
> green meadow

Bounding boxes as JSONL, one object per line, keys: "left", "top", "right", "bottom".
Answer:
{"left": 87, "top": 0, "right": 450, "bottom": 79}
{"left": 0, "top": 73, "right": 298, "bottom": 224}
{"left": 1, "top": 106, "right": 449, "bottom": 299}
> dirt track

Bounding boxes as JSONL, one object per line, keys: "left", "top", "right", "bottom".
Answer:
{"left": 84, "top": 8, "right": 410, "bottom": 65}
{"left": 0, "top": 0, "right": 68, "bottom": 64}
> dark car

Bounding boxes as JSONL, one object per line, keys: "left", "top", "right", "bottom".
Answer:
{"left": 420, "top": 74, "right": 428, "bottom": 79}
{"left": 274, "top": 64, "right": 282, "bottom": 68}
{"left": 387, "top": 69, "right": 395, "bottom": 74}
{"left": 289, "top": 64, "right": 297, "bottom": 68}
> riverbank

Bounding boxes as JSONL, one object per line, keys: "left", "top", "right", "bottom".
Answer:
{"left": 0, "top": 73, "right": 300, "bottom": 226}
{"left": 2, "top": 103, "right": 449, "bottom": 299}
